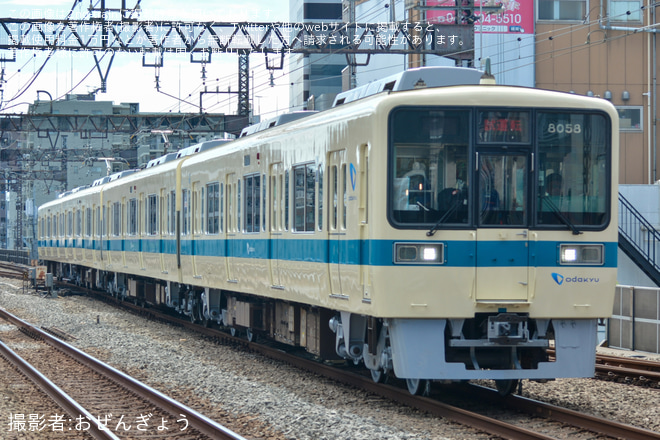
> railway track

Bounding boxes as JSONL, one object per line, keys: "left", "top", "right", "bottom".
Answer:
{"left": 596, "top": 353, "right": 660, "bottom": 382}
{"left": 65, "top": 283, "right": 660, "bottom": 440}
{"left": 0, "top": 261, "right": 29, "bottom": 280}
{"left": 0, "top": 306, "right": 246, "bottom": 440}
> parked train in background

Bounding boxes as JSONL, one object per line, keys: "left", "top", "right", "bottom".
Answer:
{"left": 38, "top": 67, "right": 619, "bottom": 395}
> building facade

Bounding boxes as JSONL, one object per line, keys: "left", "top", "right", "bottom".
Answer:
{"left": 535, "top": 0, "right": 656, "bottom": 184}
{"left": 289, "top": 0, "right": 346, "bottom": 110}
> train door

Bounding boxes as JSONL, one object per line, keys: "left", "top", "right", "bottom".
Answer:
{"left": 225, "top": 173, "right": 238, "bottom": 283}
{"left": 139, "top": 195, "right": 145, "bottom": 271}
{"left": 475, "top": 152, "right": 530, "bottom": 301}
{"left": 328, "top": 150, "right": 347, "bottom": 297}
{"left": 191, "top": 181, "right": 200, "bottom": 278}
{"left": 269, "top": 163, "right": 284, "bottom": 288}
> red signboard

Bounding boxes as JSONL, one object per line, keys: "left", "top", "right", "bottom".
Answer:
{"left": 426, "top": 0, "right": 534, "bottom": 35}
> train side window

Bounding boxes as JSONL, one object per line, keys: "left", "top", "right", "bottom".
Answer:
{"left": 101, "top": 207, "right": 106, "bottom": 237}
{"left": 236, "top": 179, "right": 241, "bottom": 231}
{"left": 75, "top": 209, "right": 82, "bottom": 237}
{"left": 201, "top": 186, "right": 205, "bottom": 234}
{"left": 220, "top": 183, "right": 224, "bottom": 233}
{"left": 168, "top": 191, "right": 175, "bottom": 235}
{"left": 86, "top": 207, "right": 92, "bottom": 237}
{"left": 147, "top": 194, "right": 158, "bottom": 235}
{"left": 96, "top": 207, "right": 101, "bottom": 237}
{"left": 112, "top": 202, "right": 120, "bottom": 237}
{"left": 244, "top": 174, "right": 261, "bottom": 233}
{"left": 263, "top": 173, "right": 267, "bottom": 232}
{"left": 207, "top": 182, "right": 220, "bottom": 235}
{"left": 192, "top": 186, "right": 200, "bottom": 236}
{"left": 138, "top": 197, "right": 143, "bottom": 236}
{"left": 270, "top": 175, "right": 278, "bottom": 231}
{"left": 182, "top": 189, "right": 190, "bottom": 236}
{"left": 293, "top": 163, "right": 316, "bottom": 232}
{"left": 67, "top": 210, "right": 73, "bottom": 237}
{"left": 128, "top": 198, "right": 138, "bottom": 236}
{"left": 330, "top": 165, "right": 338, "bottom": 230}
{"left": 341, "top": 164, "right": 347, "bottom": 230}
{"left": 284, "top": 170, "right": 290, "bottom": 231}
{"left": 227, "top": 182, "right": 233, "bottom": 232}
{"left": 318, "top": 165, "right": 323, "bottom": 231}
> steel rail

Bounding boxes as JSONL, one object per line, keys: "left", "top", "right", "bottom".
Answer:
{"left": 0, "top": 336, "right": 120, "bottom": 440}
{"left": 503, "top": 391, "right": 660, "bottom": 440}
{"left": 458, "top": 384, "right": 660, "bottom": 440}
{"left": 0, "top": 307, "right": 247, "bottom": 440}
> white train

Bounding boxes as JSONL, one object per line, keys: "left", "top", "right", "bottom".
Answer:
{"left": 38, "top": 67, "right": 619, "bottom": 395}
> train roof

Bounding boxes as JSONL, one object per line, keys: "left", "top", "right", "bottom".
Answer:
{"left": 239, "top": 111, "right": 318, "bottom": 138}
{"left": 332, "top": 66, "right": 484, "bottom": 107}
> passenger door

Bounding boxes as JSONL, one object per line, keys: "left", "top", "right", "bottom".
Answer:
{"left": 327, "top": 150, "right": 347, "bottom": 298}
{"left": 475, "top": 152, "right": 530, "bottom": 301}
{"left": 269, "top": 163, "right": 284, "bottom": 288}
{"left": 225, "top": 174, "right": 238, "bottom": 283}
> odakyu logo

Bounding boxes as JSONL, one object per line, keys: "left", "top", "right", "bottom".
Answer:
{"left": 350, "top": 163, "right": 357, "bottom": 191}
{"left": 551, "top": 272, "right": 600, "bottom": 285}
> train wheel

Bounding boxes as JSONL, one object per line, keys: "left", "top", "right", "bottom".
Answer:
{"left": 370, "top": 368, "right": 385, "bottom": 383}
{"left": 406, "top": 378, "right": 428, "bottom": 396}
{"left": 246, "top": 328, "right": 254, "bottom": 342}
{"left": 495, "top": 379, "right": 519, "bottom": 396}
{"left": 230, "top": 327, "right": 237, "bottom": 337}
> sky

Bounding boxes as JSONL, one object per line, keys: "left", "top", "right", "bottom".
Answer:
{"left": 0, "top": 0, "right": 292, "bottom": 120}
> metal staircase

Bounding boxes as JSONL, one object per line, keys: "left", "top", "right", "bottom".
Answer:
{"left": 618, "top": 193, "right": 660, "bottom": 286}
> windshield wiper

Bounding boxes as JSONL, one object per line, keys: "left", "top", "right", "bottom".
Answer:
{"left": 540, "top": 195, "right": 582, "bottom": 235}
{"left": 427, "top": 197, "right": 463, "bottom": 236}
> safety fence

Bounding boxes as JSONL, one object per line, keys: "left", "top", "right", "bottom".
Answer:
{"left": 610, "top": 285, "right": 660, "bottom": 354}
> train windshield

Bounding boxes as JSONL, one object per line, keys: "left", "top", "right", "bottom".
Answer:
{"left": 389, "top": 108, "right": 471, "bottom": 226}
{"left": 388, "top": 107, "right": 610, "bottom": 230}
{"left": 536, "top": 112, "right": 609, "bottom": 228}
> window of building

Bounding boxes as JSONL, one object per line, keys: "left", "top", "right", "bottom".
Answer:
{"left": 537, "top": 0, "right": 586, "bottom": 20}
{"left": 617, "top": 106, "right": 643, "bottom": 131}
{"left": 608, "top": 0, "right": 642, "bottom": 22}
{"left": 294, "top": 163, "right": 316, "bottom": 232}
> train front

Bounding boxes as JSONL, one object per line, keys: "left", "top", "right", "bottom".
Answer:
{"left": 374, "top": 89, "right": 618, "bottom": 393}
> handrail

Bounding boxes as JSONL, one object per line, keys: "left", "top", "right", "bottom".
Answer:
{"left": 618, "top": 193, "right": 660, "bottom": 284}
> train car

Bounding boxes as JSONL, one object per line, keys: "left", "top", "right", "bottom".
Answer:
{"left": 38, "top": 66, "right": 618, "bottom": 395}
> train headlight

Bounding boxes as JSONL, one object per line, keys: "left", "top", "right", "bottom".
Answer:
{"left": 394, "top": 243, "right": 444, "bottom": 264}
{"left": 559, "top": 244, "right": 604, "bottom": 265}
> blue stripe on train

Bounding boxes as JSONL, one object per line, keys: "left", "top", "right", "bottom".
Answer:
{"left": 38, "top": 238, "right": 618, "bottom": 268}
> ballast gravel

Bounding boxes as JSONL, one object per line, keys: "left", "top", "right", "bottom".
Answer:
{"left": 0, "top": 280, "right": 658, "bottom": 440}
